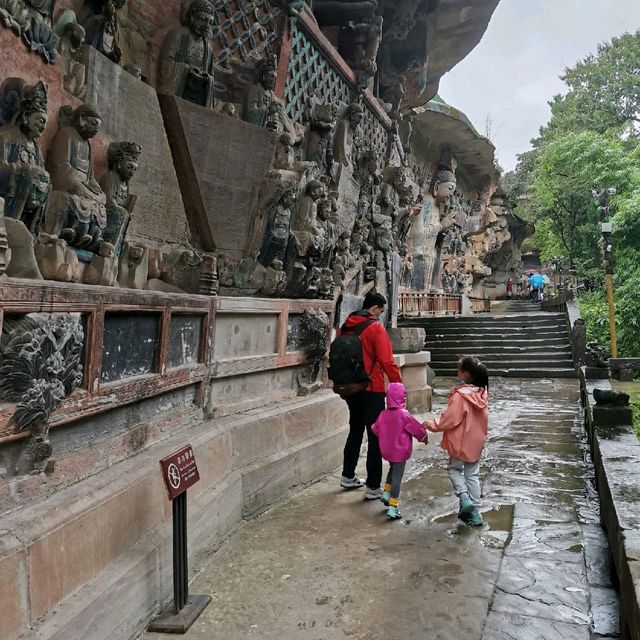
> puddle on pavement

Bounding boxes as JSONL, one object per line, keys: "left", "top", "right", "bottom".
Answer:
{"left": 434, "top": 504, "right": 514, "bottom": 547}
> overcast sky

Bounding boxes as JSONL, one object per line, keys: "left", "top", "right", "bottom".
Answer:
{"left": 438, "top": 0, "right": 640, "bottom": 171}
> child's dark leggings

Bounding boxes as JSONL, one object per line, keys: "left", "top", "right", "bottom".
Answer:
{"left": 384, "top": 461, "right": 406, "bottom": 505}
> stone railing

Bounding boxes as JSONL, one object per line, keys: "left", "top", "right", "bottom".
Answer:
{"left": 469, "top": 296, "right": 491, "bottom": 313}
{"left": 281, "top": 9, "right": 393, "bottom": 162}
{"left": 0, "top": 280, "right": 335, "bottom": 446}
{"left": 398, "top": 292, "right": 462, "bottom": 317}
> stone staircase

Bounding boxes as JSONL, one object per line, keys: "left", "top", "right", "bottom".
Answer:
{"left": 400, "top": 300, "right": 577, "bottom": 378}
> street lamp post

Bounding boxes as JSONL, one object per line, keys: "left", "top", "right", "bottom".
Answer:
{"left": 591, "top": 188, "right": 618, "bottom": 358}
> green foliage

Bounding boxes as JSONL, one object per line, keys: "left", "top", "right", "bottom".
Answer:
{"left": 501, "top": 31, "right": 640, "bottom": 357}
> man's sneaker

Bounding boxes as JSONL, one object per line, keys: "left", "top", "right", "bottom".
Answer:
{"left": 340, "top": 476, "right": 364, "bottom": 489}
{"left": 380, "top": 490, "right": 391, "bottom": 506}
{"left": 363, "top": 486, "right": 383, "bottom": 500}
{"left": 387, "top": 506, "right": 403, "bottom": 519}
{"left": 469, "top": 508, "right": 485, "bottom": 526}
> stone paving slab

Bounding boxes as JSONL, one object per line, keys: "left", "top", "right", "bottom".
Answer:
{"left": 140, "top": 377, "right": 619, "bottom": 640}
{"left": 481, "top": 611, "right": 590, "bottom": 640}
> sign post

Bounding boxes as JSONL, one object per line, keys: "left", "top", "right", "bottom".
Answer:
{"left": 149, "top": 444, "right": 211, "bottom": 633}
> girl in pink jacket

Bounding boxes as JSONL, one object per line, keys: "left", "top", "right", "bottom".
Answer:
{"left": 424, "top": 356, "right": 489, "bottom": 526}
{"left": 372, "top": 382, "right": 428, "bottom": 520}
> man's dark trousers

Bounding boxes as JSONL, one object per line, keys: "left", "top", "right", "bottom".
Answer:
{"left": 343, "top": 391, "right": 386, "bottom": 489}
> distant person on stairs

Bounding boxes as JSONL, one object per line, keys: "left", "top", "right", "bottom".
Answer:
{"left": 424, "top": 356, "right": 489, "bottom": 526}
{"left": 506, "top": 278, "right": 513, "bottom": 300}
{"left": 333, "top": 292, "right": 402, "bottom": 500}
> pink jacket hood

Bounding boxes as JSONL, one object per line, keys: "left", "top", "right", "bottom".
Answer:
{"left": 372, "top": 383, "right": 427, "bottom": 463}
{"left": 386, "top": 382, "right": 406, "bottom": 409}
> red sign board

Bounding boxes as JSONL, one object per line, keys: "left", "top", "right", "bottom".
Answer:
{"left": 160, "top": 444, "right": 200, "bottom": 500}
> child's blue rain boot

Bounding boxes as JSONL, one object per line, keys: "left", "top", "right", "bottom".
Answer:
{"left": 459, "top": 496, "right": 475, "bottom": 522}
{"left": 469, "top": 508, "right": 484, "bottom": 526}
{"left": 387, "top": 498, "right": 402, "bottom": 520}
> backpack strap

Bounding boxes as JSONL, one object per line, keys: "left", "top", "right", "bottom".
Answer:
{"left": 342, "top": 319, "right": 376, "bottom": 336}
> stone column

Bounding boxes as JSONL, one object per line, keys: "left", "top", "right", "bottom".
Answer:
{"left": 388, "top": 327, "right": 432, "bottom": 412}
{"left": 0, "top": 196, "right": 8, "bottom": 276}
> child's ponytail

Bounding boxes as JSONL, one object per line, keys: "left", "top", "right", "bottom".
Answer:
{"left": 459, "top": 356, "right": 489, "bottom": 390}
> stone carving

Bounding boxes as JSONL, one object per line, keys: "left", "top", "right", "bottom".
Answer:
{"left": 0, "top": 78, "right": 51, "bottom": 234}
{"left": 333, "top": 102, "right": 363, "bottom": 169}
{"left": 56, "top": 18, "right": 87, "bottom": 99}
{"left": 159, "top": 0, "right": 217, "bottom": 108}
{"left": 400, "top": 253, "right": 413, "bottom": 287}
{"left": 313, "top": 0, "right": 378, "bottom": 26}
{"left": 585, "top": 341, "right": 609, "bottom": 370}
{"left": 0, "top": 0, "right": 58, "bottom": 63}
{"left": 161, "top": 250, "right": 202, "bottom": 293}
{"left": 256, "top": 187, "right": 294, "bottom": 267}
{"left": 0, "top": 196, "right": 8, "bottom": 275}
{"left": 80, "top": 0, "right": 125, "bottom": 63}
{"left": 0, "top": 313, "right": 83, "bottom": 474}
{"left": 216, "top": 253, "right": 237, "bottom": 288}
{"left": 336, "top": 230, "right": 355, "bottom": 268}
{"left": 338, "top": 15, "right": 383, "bottom": 86}
{"left": 290, "top": 179, "right": 324, "bottom": 261}
{"left": 593, "top": 388, "right": 630, "bottom": 406}
{"left": 46, "top": 104, "right": 109, "bottom": 253}
{"left": 35, "top": 233, "right": 80, "bottom": 282}
{"left": 432, "top": 166, "right": 457, "bottom": 207}
{"left": 383, "top": 75, "right": 406, "bottom": 119}
{"left": 261, "top": 258, "right": 286, "bottom": 296}
{"left": 117, "top": 242, "right": 147, "bottom": 289}
{"left": 198, "top": 253, "right": 218, "bottom": 295}
{"left": 297, "top": 308, "right": 329, "bottom": 395}
{"left": 332, "top": 254, "right": 346, "bottom": 287}
{"left": 305, "top": 102, "right": 337, "bottom": 176}
{"left": 572, "top": 318, "right": 586, "bottom": 367}
{"left": 100, "top": 141, "right": 141, "bottom": 256}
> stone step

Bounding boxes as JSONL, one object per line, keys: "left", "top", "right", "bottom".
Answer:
{"left": 430, "top": 358, "right": 574, "bottom": 369}
{"left": 406, "top": 315, "right": 566, "bottom": 326}
{"left": 431, "top": 367, "right": 578, "bottom": 379}
{"left": 429, "top": 352, "right": 573, "bottom": 363}
{"left": 424, "top": 337, "right": 571, "bottom": 347}
{"left": 423, "top": 327, "right": 568, "bottom": 337}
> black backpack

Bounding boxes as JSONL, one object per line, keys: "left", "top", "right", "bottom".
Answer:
{"left": 328, "top": 319, "right": 376, "bottom": 398}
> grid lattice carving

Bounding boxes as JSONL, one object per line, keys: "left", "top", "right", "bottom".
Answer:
{"left": 283, "top": 22, "right": 352, "bottom": 123}
{"left": 212, "top": 0, "right": 282, "bottom": 64}
{"left": 360, "top": 108, "right": 389, "bottom": 161}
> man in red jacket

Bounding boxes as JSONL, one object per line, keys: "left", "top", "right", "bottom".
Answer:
{"left": 339, "top": 292, "right": 402, "bottom": 499}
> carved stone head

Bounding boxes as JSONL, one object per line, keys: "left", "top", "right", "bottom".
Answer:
{"left": 306, "top": 179, "right": 324, "bottom": 201}
{"left": 72, "top": 104, "right": 102, "bottom": 140}
{"left": 11, "top": 80, "right": 49, "bottom": 139}
{"left": 107, "top": 141, "right": 142, "bottom": 181}
{"left": 62, "top": 21, "right": 86, "bottom": 49}
{"left": 432, "top": 168, "right": 456, "bottom": 205}
{"left": 187, "top": 0, "right": 216, "bottom": 38}
{"left": 258, "top": 54, "right": 278, "bottom": 91}
{"left": 348, "top": 102, "right": 364, "bottom": 128}
{"left": 281, "top": 188, "right": 296, "bottom": 209}
{"left": 271, "top": 258, "right": 283, "bottom": 271}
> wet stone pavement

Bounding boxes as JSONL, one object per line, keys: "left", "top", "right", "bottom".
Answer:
{"left": 143, "top": 378, "right": 620, "bottom": 640}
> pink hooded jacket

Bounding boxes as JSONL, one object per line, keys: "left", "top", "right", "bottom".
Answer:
{"left": 426, "top": 384, "right": 488, "bottom": 463}
{"left": 371, "top": 382, "right": 428, "bottom": 463}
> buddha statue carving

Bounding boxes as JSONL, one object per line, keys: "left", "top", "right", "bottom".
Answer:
{"left": 0, "top": 78, "right": 51, "bottom": 234}
{"left": 100, "top": 141, "right": 141, "bottom": 257}
{"left": 46, "top": 104, "right": 109, "bottom": 253}
{"left": 432, "top": 167, "right": 457, "bottom": 208}
{"left": 159, "top": 0, "right": 217, "bottom": 109}
{"left": 57, "top": 20, "right": 87, "bottom": 99}
{"left": 291, "top": 179, "right": 324, "bottom": 259}
{"left": 258, "top": 188, "right": 294, "bottom": 268}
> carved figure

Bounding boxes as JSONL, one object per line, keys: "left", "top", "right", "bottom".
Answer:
{"left": 319, "top": 267, "right": 334, "bottom": 299}
{"left": 35, "top": 233, "right": 80, "bottom": 282}
{"left": 332, "top": 254, "right": 346, "bottom": 287}
{"left": 117, "top": 241, "right": 147, "bottom": 289}
{"left": 291, "top": 179, "right": 324, "bottom": 258}
{"left": 585, "top": 341, "right": 609, "bottom": 369}
{"left": 100, "top": 141, "right": 141, "bottom": 256}
{"left": 159, "top": 0, "right": 217, "bottom": 108}
{"left": 384, "top": 75, "right": 406, "bottom": 118}
{"left": 305, "top": 103, "right": 337, "bottom": 176}
{"left": 572, "top": 318, "right": 586, "bottom": 367}
{"left": 338, "top": 15, "right": 383, "bottom": 79}
{"left": 336, "top": 230, "right": 355, "bottom": 268}
{"left": 80, "top": 0, "right": 124, "bottom": 63}
{"left": 262, "top": 258, "right": 286, "bottom": 296}
{"left": 244, "top": 54, "right": 280, "bottom": 128}
{"left": 0, "top": 0, "right": 28, "bottom": 34}
{"left": 0, "top": 196, "right": 9, "bottom": 275}
{"left": 56, "top": 21, "right": 87, "bottom": 98}
{"left": 217, "top": 253, "right": 237, "bottom": 288}
{"left": 46, "top": 104, "right": 109, "bottom": 252}
{"left": 0, "top": 313, "right": 83, "bottom": 474}
{"left": 313, "top": 0, "right": 378, "bottom": 26}
{"left": 432, "top": 167, "right": 457, "bottom": 207}
{"left": 593, "top": 388, "right": 630, "bottom": 406}
{"left": 333, "top": 102, "right": 363, "bottom": 169}
{"left": 401, "top": 253, "right": 413, "bottom": 287}
{"left": 259, "top": 193, "right": 291, "bottom": 267}
{"left": 0, "top": 78, "right": 51, "bottom": 234}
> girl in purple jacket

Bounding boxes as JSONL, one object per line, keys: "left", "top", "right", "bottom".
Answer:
{"left": 372, "top": 382, "right": 428, "bottom": 519}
